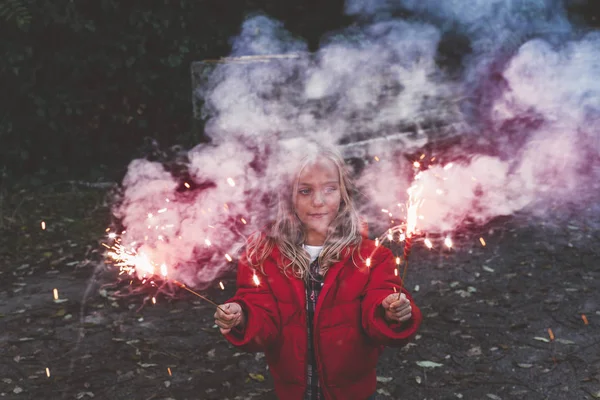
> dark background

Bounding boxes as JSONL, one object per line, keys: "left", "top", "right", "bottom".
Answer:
{"left": 1, "top": 0, "right": 599, "bottom": 185}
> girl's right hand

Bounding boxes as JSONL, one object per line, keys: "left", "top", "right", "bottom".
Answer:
{"left": 214, "top": 302, "right": 245, "bottom": 334}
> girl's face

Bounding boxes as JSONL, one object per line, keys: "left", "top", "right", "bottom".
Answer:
{"left": 294, "top": 158, "right": 342, "bottom": 246}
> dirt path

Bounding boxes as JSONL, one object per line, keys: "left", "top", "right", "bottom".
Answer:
{"left": 1, "top": 191, "right": 599, "bottom": 400}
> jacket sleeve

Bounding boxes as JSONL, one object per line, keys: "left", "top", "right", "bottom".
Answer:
{"left": 223, "top": 253, "right": 280, "bottom": 352}
{"left": 360, "top": 248, "right": 422, "bottom": 347}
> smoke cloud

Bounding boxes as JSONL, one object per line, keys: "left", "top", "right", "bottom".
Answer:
{"left": 112, "top": 1, "right": 599, "bottom": 289}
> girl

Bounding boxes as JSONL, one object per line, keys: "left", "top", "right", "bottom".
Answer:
{"left": 214, "top": 145, "right": 422, "bottom": 400}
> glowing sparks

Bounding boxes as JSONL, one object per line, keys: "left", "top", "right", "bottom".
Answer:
{"left": 160, "top": 263, "right": 168, "bottom": 277}
{"left": 46, "top": 367, "right": 50, "bottom": 378}
{"left": 225, "top": 254, "right": 232, "bottom": 262}
{"left": 444, "top": 237, "right": 453, "bottom": 248}
{"left": 152, "top": 297, "right": 157, "bottom": 305}
{"left": 41, "top": 221, "right": 46, "bottom": 230}
{"left": 366, "top": 257, "right": 371, "bottom": 267}
{"left": 582, "top": 314, "right": 589, "bottom": 325}
{"left": 252, "top": 273, "right": 260, "bottom": 286}
{"left": 479, "top": 237, "right": 487, "bottom": 247}
{"left": 108, "top": 232, "right": 117, "bottom": 239}
{"left": 205, "top": 239, "right": 212, "bottom": 246}
{"left": 184, "top": 182, "right": 190, "bottom": 189}
{"left": 227, "top": 177, "right": 236, "bottom": 187}
{"left": 548, "top": 328, "right": 555, "bottom": 341}
{"left": 443, "top": 163, "right": 453, "bottom": 170}
{"left": 396, "top": 257, "right": 401, "bottom": 265}
{"left": 424, "top": 238, "right": 433, "bottom": 249}
{"left": 374, "top": 156, "right": 380, "bottom": 162}
{"left": 53, "top": 288, "right": 58, "bottom": 300}
{"left": 413, "top": 161, "right": 420, "bottom": 168}
{"left": 375, "top": 238, "right": 379, "bottom": 247}
{"left": 241, "top": 218, "right": 247, "bottom": 224}
{"left": 147, "top": 213, "right": 153, "bottom": 219}
{"left": 419, "top": 154, "right": 425, "bottom": 160}
{"left": 167, "top": 367, "right": 172, "bottom": 376}
{"left": 157, "top": 208, "right": 167, "bottom": 214}
{"left": 219, "top": 281, "right": 225, "bottom": 290}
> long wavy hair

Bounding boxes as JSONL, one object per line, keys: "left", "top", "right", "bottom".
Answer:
{"left": 246, "top": 145, "right": 364, "bottom": 280}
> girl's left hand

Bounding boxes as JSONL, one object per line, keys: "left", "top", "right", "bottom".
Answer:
{"left": 382, "top": 293, "right": 412, "bottom": 323}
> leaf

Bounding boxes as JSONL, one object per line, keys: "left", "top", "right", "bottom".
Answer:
{"left": 517, "top": 363, "right": 533, "bottom": 369}
{"left": 376, "top": 376, "right": 393, "bottom": 383}
{"left": 55, "top": 308, "right": 66, "bottom": 317}
{"left": 416, "top": 360, "right": 443, "bottom": 368}
{"left": 248, "top": 373, "right": 265, "bottom": 382}
{"left": 482, "top": 266, "right": 495, "bottom": 272}
{"left": 556, "top": 338, "right": 575, "bottom": 345}
{"left": 533, "top": 337, "right": 550, "bottom": 343}
{"left": 137, "top": 363, "right": 158, "bottom": 368}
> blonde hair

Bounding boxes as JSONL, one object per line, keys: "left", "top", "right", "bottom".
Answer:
{"left": 246, "top": 145, "right": 363, "bottom": 280}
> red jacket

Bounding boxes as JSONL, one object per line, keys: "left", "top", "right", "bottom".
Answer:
{"left": 225, "top": 239, "right": 422, "bottom": 400}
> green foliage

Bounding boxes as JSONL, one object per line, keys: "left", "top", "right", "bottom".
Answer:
{"left": 0, "top": 0, "right": 31, "bottom": 30}
{"left": 0, "top": 0, "right": 244, "bottom": 179}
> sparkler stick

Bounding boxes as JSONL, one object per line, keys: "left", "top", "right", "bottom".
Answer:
{"left": 398, "top": 183, "right": 419, "bottom": 299}
{"left": 173, "top": 280, "right": 229, "bottom": 314}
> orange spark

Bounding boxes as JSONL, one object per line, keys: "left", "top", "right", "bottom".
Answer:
{"left": 225, "top": 254, "right": 232, "bottom": 262}
{"left": 152, "top": 297, "right": 157, "bottom": 305}
{"left": 184, "top": 182, "right": 190, "bottom": 189}
{"left": 396, "top": 257, "right": 400, "bottom": 265}
{"left": 582, "top": 314, "right": 589, "bottom": 325}
{"left": 101, "top": 243, "right": 111, "bottom": 249}
{"left": 53, "top": 288, "right": 58, "bottom": 300}
{"left": 374, "top": 156, "right": 380, "bottom": 162}
{"left": 443, "top": 163, "right": 453, "bottom": 170}
{"left": 424, "top": 238, "right": 433, "bottom": 249}
{"left": 157, "top": 208, "right": 167, "bottom": 214}
{"left": 241, "top": 218, "right": 247, "bottom": 224}
{"left": 375, "top": 238, "right": 379, "bottom": 247}
{"left": 413, "top": 161, "right": 420, "bottom": 168}
{"left": 41, "top": 221, "right": 46, "bottom": 230}
{"left": 227, "top": 177, "right": 236, "bottom": 187}
{"left": 205, "top": 239, "right": 212, "bottom": 246}
{"left": 46, "top": 367, "right": 50, "bottom": 378}
{"left": 547, "top": 328, "right": 555, "bottom": 341}
{"left": 219, "top": 281, "right": 225, "bottom": 290}
{"left": 444, "top": 237, "right": 453, "bottom": 248}
{"left": 479, "top": 237, "right": 487, "bottom": 246}
{"left": 366, "top": 258, "right": 371, "bottom": 267}
{"left": 105, "top": 227, "right": 111, "bottom": 232}
{"left": 167, "top": 367, "right": 172, "bottom": 376}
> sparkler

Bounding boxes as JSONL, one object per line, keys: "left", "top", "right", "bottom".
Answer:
{"left": 103, "top": 228, "right": 233, "bottom": 314}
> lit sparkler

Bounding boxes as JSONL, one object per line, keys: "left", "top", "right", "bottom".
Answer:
{"left": 103, "top": 229, "right": 231, "bottom": 314}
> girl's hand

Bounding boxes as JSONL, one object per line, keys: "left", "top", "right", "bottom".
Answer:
{"left": 214, "top": 303, "right": 246, "bottom": 334}
{"left": 382, "top": 293, "right": 412, "bottom": 323}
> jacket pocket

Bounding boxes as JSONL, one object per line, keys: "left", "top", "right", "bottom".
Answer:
{"left": 267, "top": 323, "right": 305, "bottom": 384}
{"left": 319, "top": 326, "right": 379, "bottom": 386}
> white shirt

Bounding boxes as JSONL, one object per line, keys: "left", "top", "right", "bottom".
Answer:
{"left": 303, "top": 244, "right": 323, "bottom": 263}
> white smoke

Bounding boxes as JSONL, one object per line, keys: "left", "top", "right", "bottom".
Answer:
{"left": 112, "top": 1, "right": 600, "bottom": 289}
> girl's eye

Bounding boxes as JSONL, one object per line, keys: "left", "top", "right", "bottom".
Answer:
{"left": 324, "top": 186, "right": 337, "bottom": 193}
{"left": 299, "top": 188, "right": 311, "bottom": 195}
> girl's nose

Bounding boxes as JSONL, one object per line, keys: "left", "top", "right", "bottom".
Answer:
{"left": 313, "top": 192, "right": 325, "bottom": 206}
